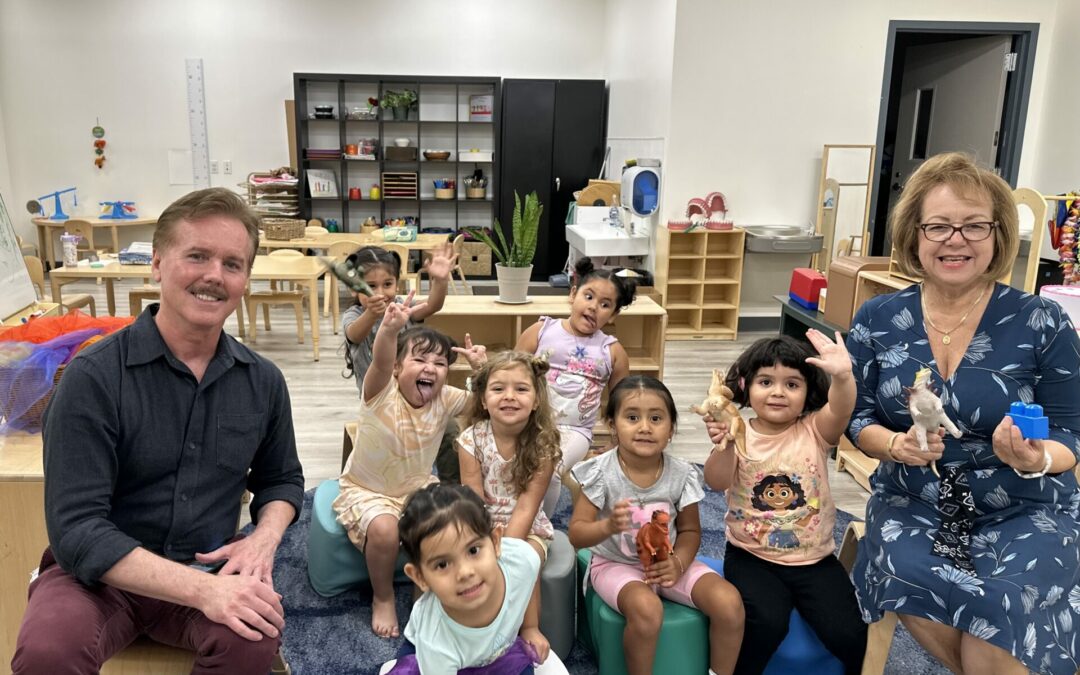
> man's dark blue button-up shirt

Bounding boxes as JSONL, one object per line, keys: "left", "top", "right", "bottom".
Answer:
{"left": 42, "top": 306, "right": 304, "bottom": 585}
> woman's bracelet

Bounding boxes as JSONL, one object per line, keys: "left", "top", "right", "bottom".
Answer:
{"left": 1014, "top": 447, "right": 1053, "bottom": 479}
{"left": 886, "top": 431, "right": 904, "bottom": 461}
{"left": 671, "top": 551, "right": 685, "bottom": 575}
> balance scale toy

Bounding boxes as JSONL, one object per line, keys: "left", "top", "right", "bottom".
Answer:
{"left": 31, "top": 187, "right": 78, "bottom": 220}
{"left": 99, "top": 201, "right": 138, "bottom": 219}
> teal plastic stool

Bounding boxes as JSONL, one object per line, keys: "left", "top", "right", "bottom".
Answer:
{"left": 307, "top": 479, "right": 408, "bottom": 597}
{"left": 576, "top": 549, "right": 709, "bottom": 675}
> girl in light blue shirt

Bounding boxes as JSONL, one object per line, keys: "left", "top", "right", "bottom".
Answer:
{"left": 379, "top": 483, "right": 567, "bottom": 675}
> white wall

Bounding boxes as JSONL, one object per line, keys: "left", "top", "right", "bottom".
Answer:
{"left": 1032, "top": 0, "right": 1080, "bottom": 194}
{"left": 601, "top": 0, "right": 676, "bottom": 273}
{"left": 0, "top": 98, "right": 13, "bottom": 224}
{"left": 0, "top": 0, "right": 607, "bottom": 244}
{"left": 603, "top": 0, "right": 675, "bottom": 143}
{"left": 663, "top": 0, "right": 1063, "bottom": 229}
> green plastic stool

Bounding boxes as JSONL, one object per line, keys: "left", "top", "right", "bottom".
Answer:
{"left": 307, "top": 479, "right": 408, "bottom": 597}
{"left": 576, "top": 549, "right": 709, "bottom": 675}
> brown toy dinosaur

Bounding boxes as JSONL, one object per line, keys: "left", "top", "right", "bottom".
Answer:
{"left": 636, "top": 510, "right": 673, "bottom": 569}
{"left": 690, "top": 368, "right": 747, "bottom": 459}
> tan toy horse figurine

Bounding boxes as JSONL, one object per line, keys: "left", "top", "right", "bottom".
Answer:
{"left": 690, "top": 368, "right": 747, "bottom": 459}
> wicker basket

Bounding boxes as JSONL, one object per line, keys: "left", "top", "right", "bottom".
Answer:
{"left": 262, "top": 218, "right": 305, "bottom": 240}
{"left": 460, "top": 242, "right": 492, "bottom": 276}
{"left": 1, "top": 364, "right": 65, "bottom": 431}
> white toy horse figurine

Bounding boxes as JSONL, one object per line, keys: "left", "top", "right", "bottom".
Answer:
{"left": 906, "top": 368, "right": 962, "bottom": 475}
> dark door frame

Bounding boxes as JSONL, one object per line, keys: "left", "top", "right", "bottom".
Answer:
{"left": 868, "top": 20, "right": 1039, "bottom": 255}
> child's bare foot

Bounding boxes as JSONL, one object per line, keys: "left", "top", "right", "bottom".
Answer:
{"left": 371, "top": 596, "right": 400, "bottom": 638}
{"left": 520, "top": 626, "right": 550, "bottom": 663}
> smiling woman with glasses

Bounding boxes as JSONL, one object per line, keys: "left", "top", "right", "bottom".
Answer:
{"left": 841, "top": 152, "right": 1080, "bottom": 675}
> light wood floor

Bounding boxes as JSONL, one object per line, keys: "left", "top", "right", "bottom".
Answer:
{"left": 46, "top": 277, "right": 869, "bottom": 520}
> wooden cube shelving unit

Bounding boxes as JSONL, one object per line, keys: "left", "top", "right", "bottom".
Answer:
{"left": 655, "top": 227, "right": 745, "bottom": 340}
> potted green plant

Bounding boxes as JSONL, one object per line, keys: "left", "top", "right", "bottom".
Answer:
{"left": 380, "top": 89, "right": 418, "bottom": 120}
{"left": 466, "top": 191, "right": 542, "bottom": 303}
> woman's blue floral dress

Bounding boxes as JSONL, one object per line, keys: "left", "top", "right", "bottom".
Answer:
{"left": 846, "top": 283, "right": 1080, "bottom": 674}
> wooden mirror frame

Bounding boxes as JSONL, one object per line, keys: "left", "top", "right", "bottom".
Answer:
{"left": 813, "top": 144, "right": 877, "bottom": 272}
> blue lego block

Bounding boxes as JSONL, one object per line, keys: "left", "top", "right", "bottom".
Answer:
{"left": 788, "top": 291, "right": 819, "bottom": 311}
{"left": 1007, "top": 402, "right": 1049, "bottom": 440}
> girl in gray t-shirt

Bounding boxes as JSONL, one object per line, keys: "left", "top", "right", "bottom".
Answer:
{"left": 568, "top": 375, "right": 745, "bottom": 675}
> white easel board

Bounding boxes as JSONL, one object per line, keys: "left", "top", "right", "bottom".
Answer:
{"left": 0, "top": 193, "right": 37, "bottom": 320}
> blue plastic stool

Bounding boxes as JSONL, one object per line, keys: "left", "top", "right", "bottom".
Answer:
{"left": 698, "top": 556, "right": 843, "bottom": 675}
{"left": 306, "top": 479, "right": 408, "bottom": 597}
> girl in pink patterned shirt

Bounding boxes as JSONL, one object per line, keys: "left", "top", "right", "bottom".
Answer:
{"left": 703, "top": 332, "right": 866, "bottom": 674}
{"left": 457, "top": 350, "right": 562, "bottom": 662}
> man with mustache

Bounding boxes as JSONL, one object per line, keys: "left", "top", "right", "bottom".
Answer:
{"left": 12, "top": 188, "right": 304, "bottom": 674}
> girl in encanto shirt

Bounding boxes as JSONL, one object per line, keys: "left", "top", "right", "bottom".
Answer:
{"left": 703, "top": 333, "right": 866, "bottom": 675}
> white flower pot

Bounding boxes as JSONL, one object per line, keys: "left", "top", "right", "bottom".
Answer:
{"left": 495, "top": 263, "right": 532, "bottom": 303}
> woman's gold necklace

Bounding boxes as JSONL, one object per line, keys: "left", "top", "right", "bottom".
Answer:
{"left": 617, "top": 451, "right": 663, "bottom": 508}
{"left": 920, "top": 283, "right": 988, "bottom": 345}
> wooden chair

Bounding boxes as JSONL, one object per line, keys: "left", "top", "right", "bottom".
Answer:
{"left": 65, "top": 219, "right": 111, "bottom": 257}
{"left": 448, "top": 234, "right": 471, "bottom": 294}
{"left": 23, "top": 255, "right": 96, "bottom": 316}
{"left": 245, "top": 249, "right": 307, "bottom": 345}
{"left": 16, "top": 234, "right": 38, "bottom": 258}
{"left": 64, "top": 219, "right": 109, "bottom": 284}
{"left": 325, "top": 239, "right": 364, "bottom": 334}
{"left": 128, "top": 278, "right": 160, "bottom": 316}
{"left": 382, "top": 243, "right": 421, "bottom": 294}
{"left": 101, "top": 638, "right": 292, "bottom": 674}
{"left": 839, "top": 460, "right": 1080, "bottom": 675}
{"left": 1013, "top": 187, "right": 1048, "bottom": 293}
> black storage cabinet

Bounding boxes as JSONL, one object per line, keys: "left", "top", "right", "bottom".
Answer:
{"left": 498, "top": 79, "right": 607, "bottom": 279}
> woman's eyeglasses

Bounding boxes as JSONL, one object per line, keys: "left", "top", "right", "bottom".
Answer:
{"left": 919, "top": 222, "right": 997, "bottom": 242}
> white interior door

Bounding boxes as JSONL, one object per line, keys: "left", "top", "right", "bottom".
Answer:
{"left": 888, "top": 35, "right": 1012, "bottom": 215}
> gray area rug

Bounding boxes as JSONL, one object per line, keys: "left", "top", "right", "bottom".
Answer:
{"left": 256, "top": 482, "right": 948, "bottom": 674}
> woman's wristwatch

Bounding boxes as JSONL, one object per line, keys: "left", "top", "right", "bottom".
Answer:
{"left": 1013, "top": 447, "right": 1053, "bottom": 479}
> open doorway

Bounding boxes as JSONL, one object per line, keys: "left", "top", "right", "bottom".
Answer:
{"left": 867, "top": 21, "right": 1039, "bottom": 255}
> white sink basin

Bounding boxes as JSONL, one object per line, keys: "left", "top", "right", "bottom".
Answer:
{"left": 566, "top": 224, "right": 651, "bottom": 257}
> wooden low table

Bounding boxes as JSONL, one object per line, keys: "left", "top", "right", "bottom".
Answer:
{"left": 0, "top": 431, "right": 46, "bottom": 666}
{"left": 33, "top": 216, "right": 158, "bottom": 269}
{"left": 259, "top": 231, "right": 449, "bottom": 252}
{"left": 48, "top": 255, "right": 326, "bottom": 360}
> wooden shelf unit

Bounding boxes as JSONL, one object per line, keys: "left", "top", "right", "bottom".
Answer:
{"left": 293, "top": 73, "right": 500, "bottom": 235}
{"left": 853, "top": 269, "right": 914, "bottom": 312}
{"left": 654, "top": 228, "right": 745, "bottom": 340}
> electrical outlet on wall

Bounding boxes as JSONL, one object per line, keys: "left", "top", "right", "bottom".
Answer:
{"left": 223, "top": 160, "right": 232, "bottom": 175}
{"left": 210, "top": 160, "right": 219, "bottom": 174}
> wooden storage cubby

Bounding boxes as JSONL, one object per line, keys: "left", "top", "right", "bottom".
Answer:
{"left": 655, "top": 228, "right": 745, "bottom": 340}
{"left": 664, "top": 283, "right": 703, "bottom": 309}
